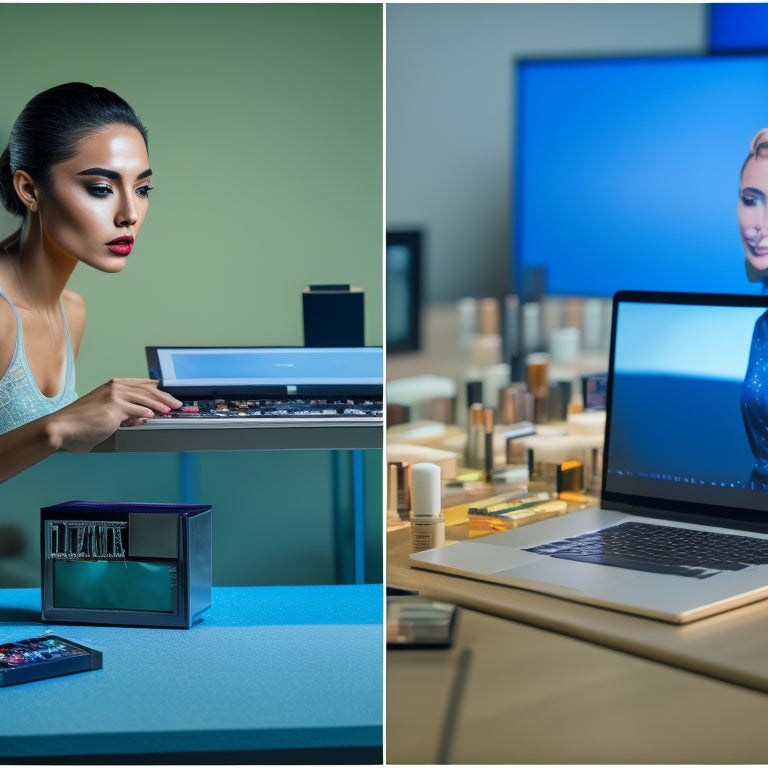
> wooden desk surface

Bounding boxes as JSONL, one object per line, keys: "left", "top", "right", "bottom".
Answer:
{"left": 387, "top": 602, "right": 768, "bottom": 763}
{"left": 388, "top": 524, "right": 768, "bottom": 694}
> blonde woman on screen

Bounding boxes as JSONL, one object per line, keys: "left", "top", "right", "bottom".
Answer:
{"left": 739, "top": 129, "right": 768, "bottom": 488}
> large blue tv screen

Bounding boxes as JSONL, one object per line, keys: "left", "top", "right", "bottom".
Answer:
{"left": 513, "top": 54, "right": 768, "bottom": 298}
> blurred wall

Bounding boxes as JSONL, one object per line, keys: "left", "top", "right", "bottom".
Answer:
{"left": 0, "top": 3, "right": 383, "bottom": 588}
{"left": 386, "top": 3, "right": 706, "bottom": 303}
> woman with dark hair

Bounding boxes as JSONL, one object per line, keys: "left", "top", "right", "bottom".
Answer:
{"left": 0, "top": 82, "right": 180, "bottom": 483}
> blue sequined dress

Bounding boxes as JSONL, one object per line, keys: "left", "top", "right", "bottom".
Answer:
{"left": 741, "top": 308, "right": 768, "bottom": 488}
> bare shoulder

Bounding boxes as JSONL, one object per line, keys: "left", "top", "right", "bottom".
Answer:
{"left": 62, "top": 289, "right": 86, "bottom": 355}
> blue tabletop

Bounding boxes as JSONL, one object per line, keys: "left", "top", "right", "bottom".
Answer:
{"left": 0, "top": 585, "right": 383, "bottom": 759}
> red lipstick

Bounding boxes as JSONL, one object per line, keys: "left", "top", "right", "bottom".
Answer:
{"left": 106, "top": 235, "right": 134, "bottom": 256}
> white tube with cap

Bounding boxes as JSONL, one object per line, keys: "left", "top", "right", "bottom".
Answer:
{"left": 410, "top": 462, "right": 445, "bottom": 553}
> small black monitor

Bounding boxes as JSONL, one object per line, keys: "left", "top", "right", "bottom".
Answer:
{"left": 386, "top": 230, "right": 422, "bottom": 353}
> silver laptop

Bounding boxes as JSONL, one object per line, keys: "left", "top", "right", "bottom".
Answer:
{"left": 139, "top": 345, "right": 383, "bottom": 428}
{"left": 411, "top": 291, "right": 768, "bottom": 623}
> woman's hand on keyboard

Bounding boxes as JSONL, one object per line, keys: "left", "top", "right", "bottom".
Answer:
{"left": 48, "top": 378, "right": 182, "bottom": 453}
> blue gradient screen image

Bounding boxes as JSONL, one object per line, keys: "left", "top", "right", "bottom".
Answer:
{"left": 710, "top": 3, "right": 768, "bottom": 52}
{"left": 157, "top": 347, "right": 383, "bottom": 387}
{"left": 605, "top": 301, "right": 768, "bottom": 512}
{"left": 514, "top": 54, "right": 768, "bottom": 297}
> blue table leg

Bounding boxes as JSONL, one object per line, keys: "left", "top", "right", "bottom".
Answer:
{"left": 352, "top": 449, "right": 365, "bottom": 585}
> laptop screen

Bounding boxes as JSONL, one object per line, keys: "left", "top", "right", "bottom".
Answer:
{"left": 146, "top": 346, "right": 383, "bottom": 396}
{"left": 603, "top": 291, "right": 768, "bottom": 526}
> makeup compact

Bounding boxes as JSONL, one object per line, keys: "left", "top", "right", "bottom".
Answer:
{"left": 41, "top": 501, "right": 212, "bottom": 629}
{"left": 0, "top": 635, "right": 102, "bottom": 687}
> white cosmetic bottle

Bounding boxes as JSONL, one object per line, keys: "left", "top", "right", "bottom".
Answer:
{"left": 410, "top": 462, "right": 445, "bottom": 553}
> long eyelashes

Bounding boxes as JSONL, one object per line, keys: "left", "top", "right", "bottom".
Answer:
{"left": 85, "top": 184, "right": 112, "bottom": 198}
{"left": 85, "top": 184, "right": 154, "bottom": 199}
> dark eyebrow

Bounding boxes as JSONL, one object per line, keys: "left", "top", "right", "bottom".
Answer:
{"left": 77, "top": 167, "right": 153, "bottom": 181}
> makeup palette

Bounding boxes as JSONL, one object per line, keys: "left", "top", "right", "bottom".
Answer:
{"left": 0, "top": 635, "right": 102, "bottom": 687}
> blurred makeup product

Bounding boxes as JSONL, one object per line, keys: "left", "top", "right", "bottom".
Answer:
{"left": 506, "top": 421, "right": 536, "bottom": 466}
{"left": 465, "top": 403, "right": 485, "bottom": 470}
{"left": 483, "top": 408, "right": 494, "bottom": 480}
{"left": 466, "top": 379, "right": 483, "bottom": 411}
{"left": 546, "top": 380, "right": 571, "bottom": 422}
{"left": 454, "top": 371, "right": 481, "bottom": 430}
{"left": 555, "top": 460, "right": 587, "bottom": 503}
{"left": 526, "top": 352, "right": 550, "bottom": 424}
{"left": 457, "top": 297, "right": 478, "bottom": 351}
{"left": 468, "top": 491, "right": 550, "bottom": 515}
{"left": 481, "top": 363, "right": 511, "bottom": 409}
{"left": 525, "top": 432, "right": 603, "bottom": 493}
{"left": 567, "top": 375, "right": 585, "bottom": 415}
{"left": 582, "top": 298, "right": 610, "bottom": 352}
{"left": 567, "top": 409, "right": 606, "bottom": 436}
{"left": 557, "top": 459, "right": 585, "bottom": 497}
{"left": 387, "top": 402, "right": 410, "bottom": 427}
{"left": 469, "top": 333, "right": 501, "bottom": 368}
{"left": 387, "top": 420, "right": 447, "bottom": 443}
{"left": 549, "top": 326, "right": 581, "bottom": 365}
{"left": 582, "top": 372, "right": 608, "bottom": 411}
{"left": 444, "top": 478, "right": 487, "bottom": 491}
{"left": 478, "top": 297, "right": 500, "bottom": 335}
{"left": 566, "top": 410, "right": 606, "bottom": 492}
{"left": 386, "top": 596, "right": 459, "bottom": 649}
{"left": 387, "top": 375, "right": 457, "bottom": 424}
{"left": 453, "top": 469, "right": 485, "bottom": 483}
{"left": 387, "top": 442, "right": 459, "bottom": 481}
{"left": 460, "top": 297, "right": 502, "bottom": 369}
{"left": 521, "top": 301, "right": 543, "bottom": 354}
{"left": 503, "top": 295, "right": 522, "bottom": 379}
{"left": 499, "top": 383, "right": 534, "bottom": 425}
{"left": 468, "top": 499, "right": 568, "bottom": 535}
{"left": 386, "top": 467, "right": 399, "bottom": 519}
{"left": 387, "top": 461, "right": 413, "bottom": 522}
{"left": 410, "top": 463, "right": 445, "bottom": 553}
{"left": 563, "top": 298, "right": 583, "bottom": 330}
{"left": 491, "top": 465, "right": 529, "bottom": 485}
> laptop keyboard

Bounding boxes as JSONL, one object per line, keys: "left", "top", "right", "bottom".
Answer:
{"left": 156, "top": 398, "right": 383, "bottom": 420}
{"left": 524, "top": 521, "right": 768, "bottom": 579}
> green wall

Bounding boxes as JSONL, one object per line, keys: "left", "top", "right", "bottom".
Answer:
{"left": 0, "top": 3, "right": 383, "bottom": 587}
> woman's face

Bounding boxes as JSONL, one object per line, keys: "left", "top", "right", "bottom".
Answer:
{"left": 739, "top": 155, "right": 768, "bottom": 273}
{"left": 35, "top": 124, "right": 152, "bottom": 273}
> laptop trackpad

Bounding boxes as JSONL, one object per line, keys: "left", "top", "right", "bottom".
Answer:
{"left": 498, "top": 557, "right": 638, "bottom": 594}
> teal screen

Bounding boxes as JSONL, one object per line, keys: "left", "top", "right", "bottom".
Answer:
{"left": 53, "top": 560, "right": 176, "bottom": 612}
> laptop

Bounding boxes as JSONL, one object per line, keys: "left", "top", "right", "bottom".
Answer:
{"left": 139, "top": 345, "right": 383, "bottom": 428}
{"left": 411, "top": 291, "right": 768, "bottom": 623}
